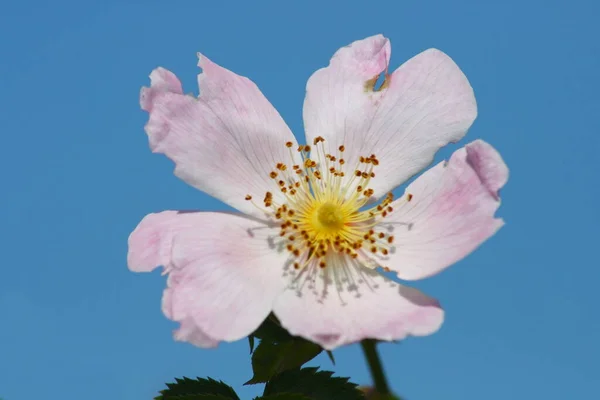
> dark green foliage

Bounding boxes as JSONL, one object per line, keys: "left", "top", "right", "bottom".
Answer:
{"left": 249, "top": 314, "right": 295, "bottom": 343}
{"left": 262, "top": 368, "right": 364, "bottom": 400}
{"left": 246, "top": 340, "right": 323, "bottom": 384}
{"left": 158, "top": 317, "right": 370, "bottom": 400}
{"left": 246, "top": 315, "right": 324, "bottom": 384}
{"left": 254, "top": 394, "right": 313, "bottom": 400}
{"left": 155, "top": 377, "right": 240, "bottom": 400}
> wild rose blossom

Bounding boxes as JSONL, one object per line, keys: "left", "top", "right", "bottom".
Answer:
{"left": 128, "top": 35, "right": 508, "bottom": 350}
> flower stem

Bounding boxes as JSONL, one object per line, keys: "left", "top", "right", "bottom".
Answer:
{"left": 360, "top": 339, "right": 391, "bottom": 395}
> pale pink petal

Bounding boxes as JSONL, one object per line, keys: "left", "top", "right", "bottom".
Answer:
{"left": 465, "top": 140, "right": 509, "bottom": 200}
{"left": 172, "top": 317, "right": 220, "bottom": 348}
{"left": 141, "top": 56, "right": 297, "bottom": 218}
{"left": 127, "top": 210, "right": 192, "bottom": 273}
{"left": 127, "top": 211, "right": 288, "bottom": 346}
{"left": 303, "top": 34, "right": 477, "bottom": 198}
{"left": 273, "top": 265, "right": 443, "bottom": 350}
{"left": 381, "top": 140, "right": 508, "bottom": 281}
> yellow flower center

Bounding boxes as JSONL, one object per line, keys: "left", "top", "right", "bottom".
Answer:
{"left": 314, "top": 202, "right": 345, "bottom": 232}
{"left": 245, "top": 136, "right": 412, "bottom": 272}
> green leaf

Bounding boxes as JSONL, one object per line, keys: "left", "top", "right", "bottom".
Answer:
{"left": 246, "top": 314, "right": 325, "bottom": 384}
{"left": 249, "top": 335, "right": 256, "bottom": 353}
{"left": 326, "top": 350, "right": 335, "bottom": 365}
{"left": 246, "top": 340, "right": 322, "bottom": 384}
{"left": 250, "top": 314, "right": 293, "bottom": 343}
{"left": 155, "top": 377, "right": 240, "bottom": 400}
{"left": 255, "top": 394, "right": 313, "bottom": 400}
{"left": 263, "top": 367, "right": 363, "bottom": 400}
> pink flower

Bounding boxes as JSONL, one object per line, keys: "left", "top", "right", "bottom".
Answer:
{"left": 128, "top": 35, "right": 508, "bottom": 350}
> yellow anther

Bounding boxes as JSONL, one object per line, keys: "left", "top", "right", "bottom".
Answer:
{"left": 250, "top": 144, "right": 401, "bottom": 273}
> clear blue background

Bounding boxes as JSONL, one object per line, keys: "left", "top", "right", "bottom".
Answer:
{"left": 1, "top": 0, "right": 598, "bottom": 399}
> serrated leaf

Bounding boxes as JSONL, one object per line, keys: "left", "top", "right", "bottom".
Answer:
{"left": 155, "top": 377, "right": 239, "bottom": 400}
{"left": 255, "top": 393, "right": 313, "bottom": 400}
{"left": 245, "top": 340, "right": 322, "bottom": 384}
{"left": 263, "top": 367, "right": 363, "bottom": 400}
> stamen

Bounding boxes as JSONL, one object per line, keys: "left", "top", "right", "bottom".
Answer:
{"left": 246, "top": 141, "right": 414, "bottom": 274}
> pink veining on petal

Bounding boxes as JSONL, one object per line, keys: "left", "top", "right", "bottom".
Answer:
{"left": 273, "top": 267, "right": 443, "bottom": 350}
{"left": 140, "top": 67, "right": 183, "bottom": 112}
{"left": 380, "top": 140, "right": 508, "bottom": 281}
{"left": 333, "top": 34, "right": 391, "bottom": 77}
{"left": 172, "top": 317, "right": 220, "bottom": 348}
{"left": 130, "top": 36, "right": 507, "bottom": 350}
{"left": 303, "top": 34, "right": 477, "bottom": 198}
{"left": 466, "top": 139, "right": 509, "bottom": 200}
{"left": 128, "top": 211, "right": 287, "bottom": 346}
{"left": 127, "top": 211, "right": 183, "bottom": 273}
{"left": 140, "top": 57, "right": 298, "bottom": 218}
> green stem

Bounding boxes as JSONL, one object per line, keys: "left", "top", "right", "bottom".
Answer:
{"left": 360, "top": 339, "right": 391, "bottom": 395}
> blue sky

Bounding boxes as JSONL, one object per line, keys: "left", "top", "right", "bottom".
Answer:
{"left": 1, "top": 0, "right": 598, "bottom": 399}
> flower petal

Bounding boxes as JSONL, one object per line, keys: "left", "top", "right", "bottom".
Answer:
{"left": 303, "top": 34, "right": 477, "bottom": 198}
{"left": 127, "top": 211, "right": 288, "bottom": 346}
{"left": 381, "top": 140, "right": 508, "bottom": 281}
{"left": 170, "top": 317, "right": 220, "bottom": 348}
{"left": 273, "top": 265, "right": 443, "bottom": 350}
{"left": 141, "top": 56, "right": 297, "bottom": 218}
